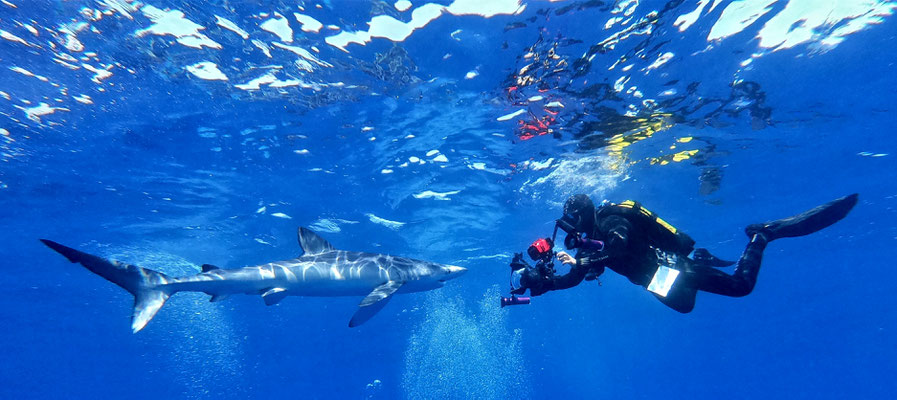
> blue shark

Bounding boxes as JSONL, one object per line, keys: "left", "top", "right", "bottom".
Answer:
{"left": 41, "top": 227, "right": 466, "bottom": 332}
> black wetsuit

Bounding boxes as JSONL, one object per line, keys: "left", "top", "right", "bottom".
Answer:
{"left": 535, "top": 203, "right": 767, "bottom": 313}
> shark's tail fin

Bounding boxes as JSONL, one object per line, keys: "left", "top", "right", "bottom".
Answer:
{"left": 40, "top": 239, "right": 174, "bottom": 333}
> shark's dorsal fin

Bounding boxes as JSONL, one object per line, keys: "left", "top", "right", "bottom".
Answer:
{"left": 349, "top": 281, "right": 404, "bottom": 327}
{"left": 201, "top": 264, "right": 220, "bottom": 273}
{"left": 297, "top": 227, "right": 335, "bottom": 256}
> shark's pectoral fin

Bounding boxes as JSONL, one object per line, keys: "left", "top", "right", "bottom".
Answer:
{"left": 261, "top": 287, "right": 288, "bottom": 306}
{"left": 349, "top": 281, "right": 404, "bottom": 327}
{"left": 209, "top": 294, "right": 230, "bottom": 302}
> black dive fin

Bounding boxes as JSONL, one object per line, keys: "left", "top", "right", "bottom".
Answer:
{"left": 349, "top": 281, "right": 403, "bottom": 327}
{"left": 746, "top": 193, "right": 859, "bottom": 242}
{"left": 297, "top": 227, "right": 335, "bottom": 256}
{"left": 201, "top": 264, "right": 220, "bottom": 273}
{"left": 693, "top": 248, "right": 735, "bottom": 268}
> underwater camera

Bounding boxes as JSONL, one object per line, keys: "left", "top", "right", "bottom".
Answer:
{"left": 501, "top": 238, "right": 558, "bottom": 307}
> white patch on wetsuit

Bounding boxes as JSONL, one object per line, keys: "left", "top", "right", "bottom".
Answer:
{"left": 647, "top": 266, "right": 680, "bottom": 297}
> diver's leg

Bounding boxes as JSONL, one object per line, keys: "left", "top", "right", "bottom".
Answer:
{"left": 653, "top": 284, "right": 697, "bottom": 313}
{"left": 688, "top": 234, "right": 767, "bottom": 297}
{"left": 690, "top": 194, "right": 858, "bottom": 297}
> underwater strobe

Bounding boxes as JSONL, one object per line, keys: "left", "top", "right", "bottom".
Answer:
{"left": 500, "top": 295, "right": 531, "bottom": 307}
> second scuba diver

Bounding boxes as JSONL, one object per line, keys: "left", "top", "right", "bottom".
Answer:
{"left": 506, "top": 193, "right": 859, "bottom": 312}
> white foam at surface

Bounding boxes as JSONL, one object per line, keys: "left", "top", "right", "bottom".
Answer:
{"left": 366, "top": 213, "right": 405, "bottom": 230}
{"left": 529, "top": 158, "right": 554, "bottom": 170}
{"left": 22, "top": 23, "right": 37, "bottom": 36}
{"left": 21, "top": 102, "right": 69, "bottom": 123}
{"left": 58, "top": 22, "right": 89, "bottom": 52}
{"left": 215, "top": 15, "right": 249, "bottom": 39}
{"left": 73, "top": 94, "right": 93, "bottom": 104}
{"left": 310, "top": 218, "right": 342, "bottom": 233}
{"left": 611, "top": 0, "right": 638, "bottom": 16}
{"left": 646, "top": 52, "right": 674, "bottom": 70}
{"left": 294, "top": 13, "right": 323, "bottom": 33}
{"left": 369, "top": 4, "right": 445, "bottom": 42}
{"left": 614, "top": 76, "right": 629, "bottom": 92}
{"left": 252, "top": 40, "right": 273, "bottom": 57}
{"left": 496, "top": 109, "right": 525, "bottom": 121}
{"left": 707, "top": 0, "right": 776, "bottom": 42}
{"left": 755, "top": 0, "right": 897, "bottom": 51}
{"left": 325, "top": 0, "right": 523, "bottom": 51}
{"left": 1, "top": 29, "right": 29, "bottom": 46}
{"left": 707, "top": 0, "right": 897, "bottom": 53}
{"left": 234, "top": 72, "right": 277, "bottom": 90}
{"left": 135, "top": 5, "right": 222, "bottom": 49}
{"left": 445, "top": 0, "right": 525, "bottom": 17}
{"left": 413, "top": 190, "right": 460, "bottom": 200}
{"left": 98, "top": 0, "right": 138, "bottom": 20}
{"left": 272, "top": 42, "right": 333, "bottom": 67}
{"left": 82, "top": 63, "right": 113, "bottom": 83}
{"left": 261, "top": 12, "right": 293, "bottom": 43}
{"left": 605, "top": 16, "right": 623, "bottom": 29}
{"left": 10, "top": 66, "right": 35, "bottom": 77}
{"left": 186, "top": 61, "right": 228, "bottom": 81}
{"left": 674, "top": 0, "right": 720, "bottom": 32}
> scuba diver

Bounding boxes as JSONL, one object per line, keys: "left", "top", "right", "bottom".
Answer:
{"left": 504, "top": 193, "right": 858, "bottom": 312}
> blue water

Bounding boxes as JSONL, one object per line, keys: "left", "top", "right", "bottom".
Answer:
{"left": 2, "top": 1, "right": 896, "bottom": 399}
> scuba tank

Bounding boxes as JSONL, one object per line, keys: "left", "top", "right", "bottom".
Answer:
{"left": 596, "top": 200, "right": 696, "bottom": 256}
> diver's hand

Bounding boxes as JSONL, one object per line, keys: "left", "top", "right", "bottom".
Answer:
{"left": 556, "top": 251, "right": 576, "bottom": 265}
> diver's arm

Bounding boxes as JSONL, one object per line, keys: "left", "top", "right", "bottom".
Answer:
{"left": 547, "top": 264, "right": 588, "bottom": 291}
{"left": 597, "top": 215, "right": 631, "bottom": 258}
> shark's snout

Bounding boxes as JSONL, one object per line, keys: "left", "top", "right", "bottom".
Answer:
{"left": 444, "top": 265, "right": 467, "bottom": 278}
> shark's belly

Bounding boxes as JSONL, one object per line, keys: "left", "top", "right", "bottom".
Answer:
{"left": 288, "top": 279, "right": 379, "bottom": 297}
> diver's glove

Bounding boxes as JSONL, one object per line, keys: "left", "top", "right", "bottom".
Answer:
{"left": 575, "top": 250, "right": 609, "bottom": 270}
